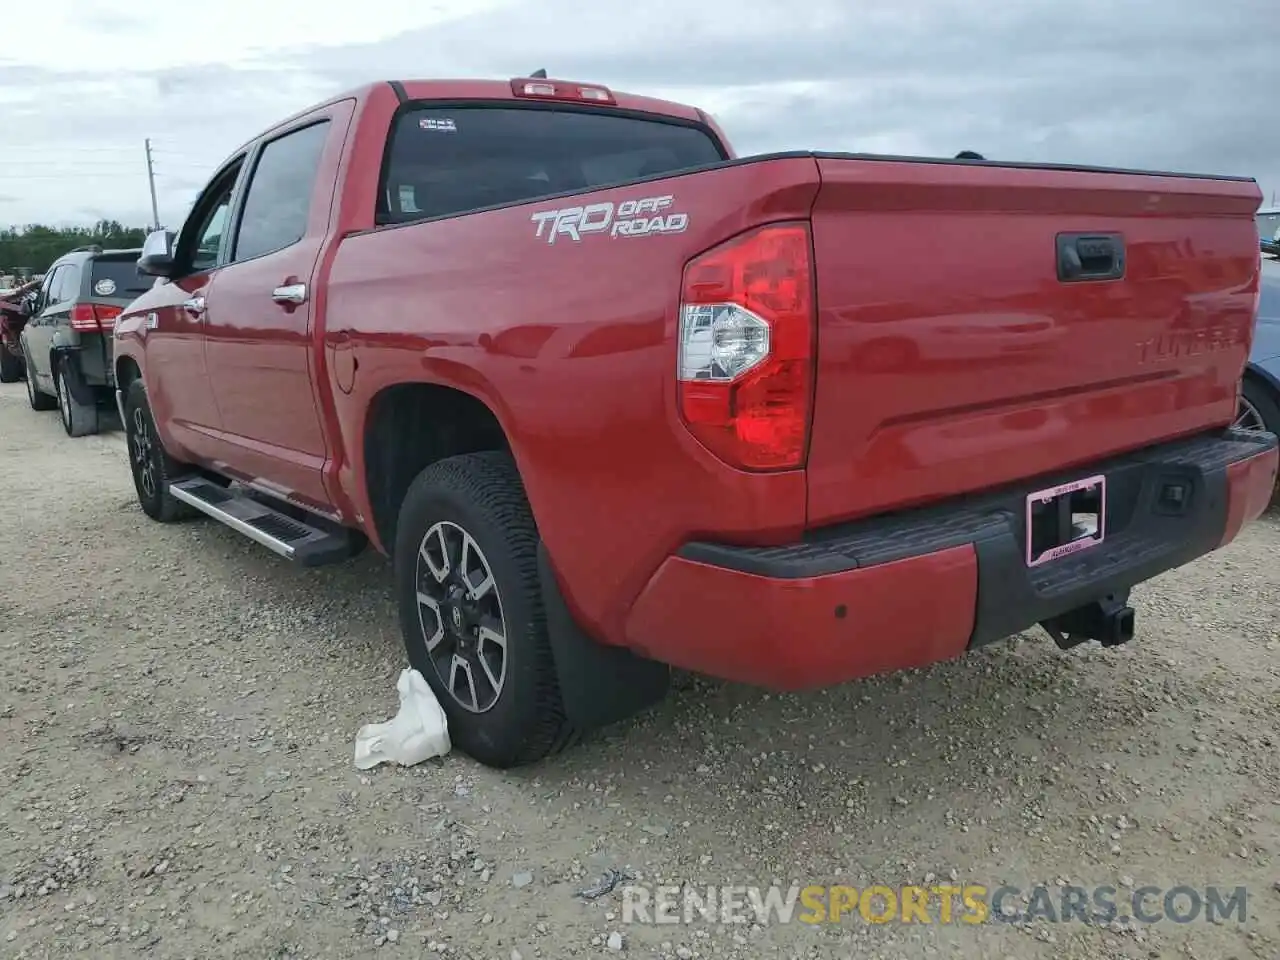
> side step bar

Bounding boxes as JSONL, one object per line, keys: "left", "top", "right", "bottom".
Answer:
{"left": 168, "top": 476, "right": 356, "bottom": 567}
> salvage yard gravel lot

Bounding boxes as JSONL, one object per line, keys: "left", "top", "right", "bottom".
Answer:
{"left": 1, "top": 380, "right": 1278, "bottom": 960}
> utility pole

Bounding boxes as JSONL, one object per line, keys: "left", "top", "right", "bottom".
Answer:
{"left": 144, "top": 138, "right": 160, "bottom": 231}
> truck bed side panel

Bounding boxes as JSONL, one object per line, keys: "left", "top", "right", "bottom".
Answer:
{"left": 324, "top": 157, "right": 822, "bottom": 643}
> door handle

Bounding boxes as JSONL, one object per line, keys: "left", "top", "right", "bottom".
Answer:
{"left": 271, "top": 283, "right": 308, "bottom": 306}
{"left": 1056, "top": 233, "right": 1125, "bottom": 282}
{"left": 182, "top": 296, "right": 206, "bottom": 318}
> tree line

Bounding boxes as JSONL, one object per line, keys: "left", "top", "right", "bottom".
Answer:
{"left": 0, "top": 221, "right": 153, "bottom": 275}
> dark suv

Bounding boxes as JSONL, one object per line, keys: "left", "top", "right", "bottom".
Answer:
{"left": 19, "top": 245, "right": 149, "bottom": 436}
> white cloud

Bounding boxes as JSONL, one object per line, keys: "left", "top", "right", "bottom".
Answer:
{"left": 1, "top": 0, "right": 1277, "bottom": 230}
{"left": 0, "top": 0, "right": 513, "bottom": 227}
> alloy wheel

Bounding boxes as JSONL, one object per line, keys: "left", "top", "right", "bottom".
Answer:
{"left": 1235, "top": 394, "right": 1266, "bottom": 432}
{"left": 129, "top": 406, "right": 158, "bottom": 500}
{"left": 414, "top": 520, "right": 508, "bottom": 713}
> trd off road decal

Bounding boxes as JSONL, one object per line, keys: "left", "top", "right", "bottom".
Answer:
{"left": 530, "top": 195, "right": 689, "bottom": 244}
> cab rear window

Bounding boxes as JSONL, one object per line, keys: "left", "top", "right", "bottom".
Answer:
{"left": 378, "top": 105, "right": 726, "bottom": 224}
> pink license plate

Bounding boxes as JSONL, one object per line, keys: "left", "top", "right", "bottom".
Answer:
{"left": 1025, "top": 474, "right": 1106, "bottom": 567}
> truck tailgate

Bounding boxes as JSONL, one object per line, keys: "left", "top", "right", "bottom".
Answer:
{"left": 805, "top": 156, "right": 1263, "bottom": 527}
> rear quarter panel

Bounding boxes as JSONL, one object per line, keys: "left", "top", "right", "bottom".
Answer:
{"left": 324, "top": 157, "right": 821, "bottom": 644}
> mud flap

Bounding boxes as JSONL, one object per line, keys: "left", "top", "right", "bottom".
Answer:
{"left": 537, "top": 543, "right": 669, "bottom": 731}
{"left": 52, "top": 347, "right": 98, "bottom": 407}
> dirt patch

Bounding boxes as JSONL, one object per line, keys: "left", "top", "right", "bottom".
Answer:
{"left": 1, "top": 381, "right": 1277, "bottom": 959}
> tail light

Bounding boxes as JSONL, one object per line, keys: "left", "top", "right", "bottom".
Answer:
{"left": 677, "top": 222, "right": 816, "bottom": 470}
{"left": 70, "top": 303, "right": 122, "bottom": 332}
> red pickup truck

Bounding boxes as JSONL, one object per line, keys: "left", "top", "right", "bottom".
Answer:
{"left": 112, "top": 75, "right": 1278, "bottom": 768}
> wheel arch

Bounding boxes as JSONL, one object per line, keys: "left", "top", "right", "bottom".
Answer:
{"left": 1242, "top": 361, "right": 1280, "bottom": 434}
{"left": 115, "top": 354, "right": 143, "bottom": 395}
{"left": 360, "top": 380, "right": 517, "bottom": 555}
{"left": 1244, "top": 359, "right": 1280, "bottom": 399}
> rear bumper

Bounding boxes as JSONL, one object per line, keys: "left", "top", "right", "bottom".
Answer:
{"left": 623, "top": 428, "right": 1278, "bottom": 690}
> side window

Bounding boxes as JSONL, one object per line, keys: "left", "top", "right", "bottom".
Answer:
{"left": 192, "top": 198, "right": 232, "bottom": 273}
{"left": 232, "top": 121, "right": 330, "bottom": 263}
{"left": 55, "top": 263, "right": 81, "bottom": 303}
{"left": 176, "top": 159, "right": 244, "bottom": 276}
{"left": 36, "top": 266, "right": 62, "bottom": 310}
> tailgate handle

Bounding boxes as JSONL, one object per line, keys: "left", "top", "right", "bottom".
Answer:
{"left": 1056, "top": 233, "right": 1125, "bottom": 282}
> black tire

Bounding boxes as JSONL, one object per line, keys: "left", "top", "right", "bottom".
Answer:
{"left": 393, "top": 450, "right": 577, "bottom": 768}
{"left": 1239, "top": 377, "right": 1280, "bottom": 436}
{"left": 55, "top": 364, "right": 100, "bottom": 437}
{"left": 23, "top": 346, "right": 56, "bottom": 411}
{"left": 123, "top": 379, "right": 194, "bottom": 522}
{"left": 0, "top": 344, "right": 21, "bottom": 384}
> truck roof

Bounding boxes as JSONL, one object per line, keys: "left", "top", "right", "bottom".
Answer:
{"left": 230, "top": 78, "right": 709, "bottom": 162}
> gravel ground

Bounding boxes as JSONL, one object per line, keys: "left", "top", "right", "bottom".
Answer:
{"left": 1, "top": 379, "right": 1278, "bottom": 960}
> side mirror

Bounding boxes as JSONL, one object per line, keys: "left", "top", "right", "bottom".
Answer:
{"left": 20, "top": 293, "right": 36, "bottom": 318}
{"left": 137, "top": 229, "right": 178, "bottom": 278}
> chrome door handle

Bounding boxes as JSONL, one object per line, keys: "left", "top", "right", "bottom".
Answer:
{"left": 182, "top": 296, "right": 206, "bottom": 318}
{"left": 271, "top": 283, "right": 308, "bottom": 305}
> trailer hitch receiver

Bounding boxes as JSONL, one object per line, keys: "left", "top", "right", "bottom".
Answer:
{"left": 1039, "top": 593, "right": 1136, "bottom": 650}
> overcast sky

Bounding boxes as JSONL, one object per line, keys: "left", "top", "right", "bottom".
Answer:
{"left": 1, "top": 0, "right": 1276, "bottom": 230}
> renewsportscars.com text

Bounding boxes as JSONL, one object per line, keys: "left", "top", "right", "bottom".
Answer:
{"left": 621, "top": 883, "right": 1249, "bottom": 926}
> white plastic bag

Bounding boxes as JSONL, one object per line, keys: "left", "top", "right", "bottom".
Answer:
{"left": 353, "top": 668, "right": 451, "bottom": 768}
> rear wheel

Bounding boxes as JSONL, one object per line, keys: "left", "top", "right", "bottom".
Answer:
{"left": 1237, "top": 378, "right": 1280, "bottom": 435}
{"left": 55, "top": 364, "right": 101, "bottom": 437}
{"left": 0, "top": 344, "right": 21, "bottom": 383}
{"left": 393, "top": 451, "right": 577, "bottom": 768}
{"left": 23, "top": 346, "right": 56, "bottom": 411}
{"left": 123, "top": 379, "right": 193, "bottom": 522}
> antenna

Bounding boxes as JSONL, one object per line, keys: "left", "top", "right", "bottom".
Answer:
{"left": 529, "top": 68, "right": 548, "bottom": 78}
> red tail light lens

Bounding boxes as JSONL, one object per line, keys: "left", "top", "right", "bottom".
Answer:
{"left": 69, "top": 304, "right": 97, "bottom": 331}
{"left": 69, "top": 303, "right": 122, "bottom": 332}
{"left": 509, "top": 78, "right": 616, "bottom": 104}
{"left": 677, "top": 222, "right": 815, "bottom": 470}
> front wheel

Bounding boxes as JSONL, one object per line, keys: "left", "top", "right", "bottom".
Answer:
{"left": 393, "top": 451, "right": 577, "bottom": 768}
{"left": 55, "top": 364, "right": 101, "bottom": 437}
{"left": 123, "top": 379, "right": 193, "bottom": 522}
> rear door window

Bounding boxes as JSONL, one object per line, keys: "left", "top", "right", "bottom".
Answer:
{"left": 232, "top": 121, "right": 330, "bottom": 262}
{"left": 379, "top": 105, "right": 726, "bottom": 223}
{"left": 54, "top": 264, "right": 80, "bottom": 304}
{"left": 89, "top": 257, "right": 152, "bottom": 300}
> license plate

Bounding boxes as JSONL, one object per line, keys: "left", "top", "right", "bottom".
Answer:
{"left": 1025, "top": 474, "right": 1106, "bottom": 567}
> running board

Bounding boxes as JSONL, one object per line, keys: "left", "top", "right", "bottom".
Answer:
{"left": 168, "top": 477, "right": 355, "bottom": 567}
